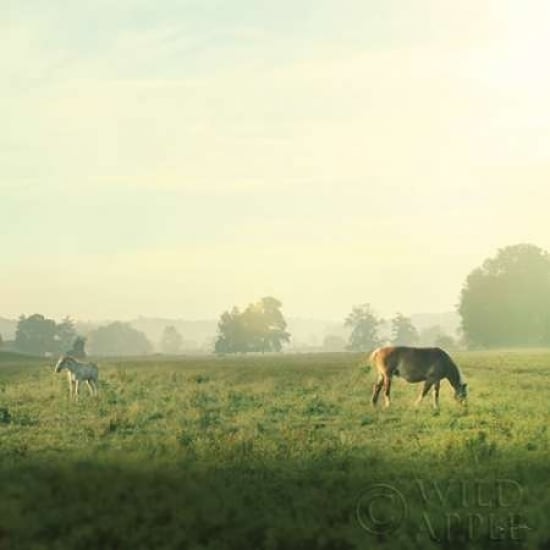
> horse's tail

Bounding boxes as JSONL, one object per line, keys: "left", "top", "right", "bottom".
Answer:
{"left": 369, "top": 347, "right": 381, "bottom": 367}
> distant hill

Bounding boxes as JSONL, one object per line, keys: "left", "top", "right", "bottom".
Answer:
{"left": 410, "top": 311, "right": 460, "bottom": 335}
{"left": 285, "top": 318, "right": 348, "bottom": 348}
{"left": 129, "top": 317, "right": 217, "bottom": 351}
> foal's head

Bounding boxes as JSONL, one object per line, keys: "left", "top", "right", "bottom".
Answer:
{"left": 54, "top": 355, "right": 71, "bottom": 373}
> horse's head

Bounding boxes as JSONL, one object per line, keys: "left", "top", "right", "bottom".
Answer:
{"left": 454, "top": 383, "right": 468, "bottom": 404}
{"left": 54, "top": 355, "right": 69, "bottom": 373}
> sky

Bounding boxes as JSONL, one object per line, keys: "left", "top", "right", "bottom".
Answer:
{"left": 3, "top": 0, "right": 550, "bottom": 322}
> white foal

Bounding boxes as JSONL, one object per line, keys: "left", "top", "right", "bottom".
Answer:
{"left": 55, "top": 355, "right": 99, "bottom": 399}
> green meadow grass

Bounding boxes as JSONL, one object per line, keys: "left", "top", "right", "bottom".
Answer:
{"left": 0, "top": 350, "right": 549, "bottom": 549}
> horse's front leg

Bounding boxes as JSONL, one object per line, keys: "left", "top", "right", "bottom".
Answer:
{"left": 415, "top": 381, "right": 433, "bottom": 406}
{"left": 66, "top": 372, "right": 73, "bottom": 399}
{"left": 433, "top": 380, "right": 441, "bottom": 410}
{"left": 74, "top": 380, "right": 80, "bottom": 401}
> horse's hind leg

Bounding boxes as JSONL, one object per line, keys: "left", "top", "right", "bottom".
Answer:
{"left": 415, "top": 381, "right": 433, "bottom": 406}
{"left": 372, "top": 374, "right": 384, "bottom": 407}
{"left": 86, "top": 380, "right": 94, "bottom": 396}
{"left": 383, "top": 376, "right": 392, "bottom": 408}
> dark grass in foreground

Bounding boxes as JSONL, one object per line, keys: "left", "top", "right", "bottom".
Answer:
{"left": 0, "top": 351, "right": 549, "bottom": 549}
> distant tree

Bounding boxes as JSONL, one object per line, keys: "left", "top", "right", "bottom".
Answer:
{"left": 245, "top": 296, "right": 290, "bottom": 353}
{"left": 67, "top": 336, "right": 87, "bottom": 358}
{"left": 0, "top": 333, "right": 3, "bottom": 348}
{"left": 418, "top": 325, "right": 459, "bottom": 349}
{"left": 322, "top": 334, "right": 346, "bottom": 352}
{"left": 55, "top": 317, "right": 78, "bottom": 354}
{"left": 459, "top": 244, "right": 550, "bottom": 347}
{"left": 418, "top": 325, "right": 445, "bottom": 347}
{"left": 345, "top": 304, "right": 382, "bottom": 351}
{"left": 88, "top": 322, "right": 153, "bottom": 356}
{"left": 15, "top": 314, "right": 57, "bottom": 356}
{"left": 215, "top": 307, "right": 246, "bottom": 354}
{"left": 390, "top": 313, "right": 419, "bottom": 346}
{"left": 160, "top": 325, "right": 183, "bottom": 354}
{"left": 434, "top": 333, "right": 457, "bottom": 350}
{"left": 214, "top": 297, "right": 290, "bottom": 354}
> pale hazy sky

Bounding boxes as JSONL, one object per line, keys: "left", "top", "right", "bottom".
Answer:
{"left": 3, "top": 1, "right": 550, "bottom": 322}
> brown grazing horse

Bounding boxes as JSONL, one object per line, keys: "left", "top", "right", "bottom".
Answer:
{"left": 370, "top": 346, "right": 467, "bottom": 409}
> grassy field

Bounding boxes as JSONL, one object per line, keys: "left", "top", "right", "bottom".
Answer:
{"left": 0, "top": 350, "right": 549, "bottom": 549}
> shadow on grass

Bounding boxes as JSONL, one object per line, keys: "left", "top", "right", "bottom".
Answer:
{"left": 0, "top": 452, "right": 548, "bottom": 550}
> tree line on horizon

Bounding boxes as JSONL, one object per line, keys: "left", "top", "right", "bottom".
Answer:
{"left": 2, "top": 243, "right": 550, "bottom": 356}
{"left": 1, "top": 317, "right": 188, "bottom": 358}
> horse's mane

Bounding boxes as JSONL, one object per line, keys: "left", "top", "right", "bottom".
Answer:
{"left": 441, "top": 349, "right": 465, "bottom": 388}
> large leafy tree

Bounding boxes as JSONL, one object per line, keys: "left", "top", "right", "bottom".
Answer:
{"left": 345, "top": 303, "right": 382, "bottom": 351}
{"left": 214, "top": 307, "right": 247, "bottom": 354}
{"left": 15, "top": 314, "right": 58, "bottom": 356}
{"left": 459, "top": 243, "right": 550, "bottom": 347}
{"left": 88, "top": 322, "right": 153, "bottom": 356}
{"left": 15, "top": 314, "right": 81, "bottom": 356}
{"left": 243, "top": 296, "right": 290, "bottom": 353}
{"left": 214, "top": 297, "right": 290, "bottom": 354}
{"left": 390, "top": 313, "right": 419, "bottom": 346}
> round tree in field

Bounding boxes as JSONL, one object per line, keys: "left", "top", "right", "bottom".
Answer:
{"left": 160, "top": 325, "right": 183, "bottom": 354}
{"left": 390, "top": 313, "right": 419, "bottom": 346}
{"left": 87, "top": 322, "right": 153, "bottom": 356}
{"left": 345, "top": 303, "right": 382, "bottom": 351}
{"left": 458, "top": 243, "right": 550, "bottom": 347}
{"left": 15, "top": 314, "right": 57, "bottom": 356}
{"left": 214, "top": 297, "right": 290, "bottom": 354}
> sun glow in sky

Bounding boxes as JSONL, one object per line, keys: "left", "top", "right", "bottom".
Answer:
{"left": 3, "top": 1, "right": 550, "bottom": 321}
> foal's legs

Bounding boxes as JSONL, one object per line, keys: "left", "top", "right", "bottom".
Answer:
{"left": 415, "top": 380, "right": 434, "bottom": 406}
{"left": 66, "top": 372, "right": 73, "bottom": 399}
{"left": 372, "top": 374, "right": 384, "bottom": 406}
